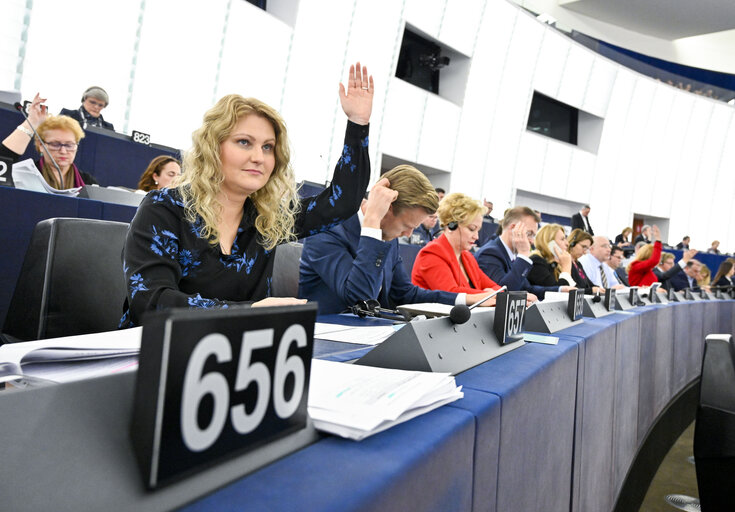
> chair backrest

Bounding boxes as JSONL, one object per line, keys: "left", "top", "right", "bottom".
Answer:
{"left": 271, "top": 241, "right": 303, "bottom": 298}
{"left": 2, "top": 217, "right": 129, "bottom": 341}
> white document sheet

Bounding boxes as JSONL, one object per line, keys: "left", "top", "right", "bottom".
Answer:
{"left": 314, "top": 322, "right": 401, "bottom": 345}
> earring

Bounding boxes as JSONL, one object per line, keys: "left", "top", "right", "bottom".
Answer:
{"left": 154, "top": 180, "right": 158, "bottom": 185}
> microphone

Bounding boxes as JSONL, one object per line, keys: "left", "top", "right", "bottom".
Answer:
{"left": 14, "top": 101, "right": 64, "bottom": 189}
{"left": 449, "top": 305, "right": 471, "bottom": 324}
{"left": 591, "top": 292, "right": 602, "bottom": 303}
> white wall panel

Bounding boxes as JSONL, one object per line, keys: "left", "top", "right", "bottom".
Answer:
{"left": 583, "top": 57, "right": 617, "bottom": 118}
{"left": 404, "top": 0, "right": 444, "bottom": 39}
{"left": 514, "top": 132, "right": 547, "bottom": 194}
{"left": 417, "top": 95, "right": 460, "bottom": 171}
{"left": 280, "top": 0, "right": 355, "bottom": 184}
{"left": 711, "top": 115, "right": 735, "bottom": 251}
{"left": 645, "top": 87, "right": 677, "bottom": 216}
{"left": 0, "top": 0, "right": 26, "bottom": 91}
{"left": 128, "top": 0, "right": 227, "bottom": 148}
{"left": 439, "top": 0, "right": 484, "bottom": 56}
{"left": 539, "top": 141, "right": 572, "bottom": 199}
{"left": 565, "top": 147, "right": 595, "bottom": 203}
{"left": 380, "top": 80, "right": 425, "bottom": 164}
{"left": 215, "top": 2, "right": 292, "bottom": 110}
{"left": 532, "top": 27, "right": 570, "bottom": 99}
{"left": 21, "top": 0, "right": 140, "bottom": 129}
{"left": 557, "top": 44, "right": 594, "bottom": 109}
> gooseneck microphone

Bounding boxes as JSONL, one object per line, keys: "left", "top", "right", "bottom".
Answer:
{"left": 14, "top": 101, "right": 64, "bottom": 188}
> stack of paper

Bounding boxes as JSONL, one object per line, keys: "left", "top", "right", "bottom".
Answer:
{"left": 0, "top": 327, "right": 142, "bottom": 385}
{"left": 12, "top": 158, "right": 82, "bottom": 196}
{"left": 314, "top": 322, "right": 400, "bottom": 345}
{"left": 307, "top": 359, "right": 463, "bottom": 440}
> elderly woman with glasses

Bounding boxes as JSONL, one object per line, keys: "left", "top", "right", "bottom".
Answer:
{"left": 59, "top": 86, "right": 114, "bottom": 131}
{"left": 1, "top": 93, "right": 98, "bottom": 188}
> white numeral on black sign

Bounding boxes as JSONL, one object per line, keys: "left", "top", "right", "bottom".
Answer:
{"left": 506, "top": 298, "right": 526, "bottom": 338}
{"left": 180, "top": 326, "right": 307, "bottom": 452}
{"left": 0, "top": 161, "right": 8, "bottom": 182}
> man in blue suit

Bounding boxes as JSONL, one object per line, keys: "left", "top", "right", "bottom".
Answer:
{"left": 475, "top": 206, "right": 569, "bottom": 300}
{"left": 669, "top": 259, "right": 703, "bottom": 292}
{"left": 299, "top": 165, "right": 493, "bottom": 314}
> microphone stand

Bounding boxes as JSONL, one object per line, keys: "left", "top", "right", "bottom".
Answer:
{"left": 14, "top": 102, "right": 64, "bottom": 189}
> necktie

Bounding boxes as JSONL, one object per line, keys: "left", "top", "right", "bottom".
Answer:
{"left": 599, "top": 264, "right": 608, "bottom": 287}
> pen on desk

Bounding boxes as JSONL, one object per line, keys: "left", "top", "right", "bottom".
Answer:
{"left": 469, "top": 285, "right": 507, "bottom": 310}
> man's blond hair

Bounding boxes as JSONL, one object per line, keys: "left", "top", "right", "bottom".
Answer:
{"left": 381, "top": 165, "right": 438, "bottom": 214}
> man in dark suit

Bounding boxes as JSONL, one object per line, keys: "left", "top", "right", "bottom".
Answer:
{"left": 653, "top": 249, "right": 697, "bottom": 291}
{"left": 669, "top": 259, "right": 703, "bottom": 291}
{"left": 675, "top": 236, "right": 690, "bottom": 250}
{"left": 59, "top": 86, "right": 115, "bottom": 131}
{"left": 475, "top": 206, "right": 564, "bottom": 300}
{"left": 411, "top": 213, "right": 440, "bottom": 244}
{"left": 483, "top": 199, "right": 495, "bottom": 223}
{"left": 299, "top": 166, "right": 490, "bottom": 314}
{"left": 571, "top": 205, "right": 593, "bottom": 235}
{"left": 634, "top": 225, "right": 651, "bottom": 244}
{"left": 608, "top": 245, "right": 629, "bottom": 286}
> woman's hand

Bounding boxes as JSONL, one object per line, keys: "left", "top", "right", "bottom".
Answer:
{"left": 339, "top": 61, "right": 374, "bottom": 125}
{"left": 651, "top": 225, "right": 661, "bottom": 241}
{"left": 252, "top": 297, "right": 307, "bottom": 307}
{"left": 557, "top": 250, "right": 572, "bottom": 273}
{"left": 26, "top": 93, "right": 48, "bottom": 128}
{"left": 592, "top": 286, "right": 605, "bottom": 295}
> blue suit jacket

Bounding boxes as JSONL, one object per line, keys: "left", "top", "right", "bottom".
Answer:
{"left": 669, "top": 271, "right": 699, "bottom": 292}
{"left": 474, "top": 237, "right": 557, "bottom": 300}
{"left": 299, "top": 215, "right": 455, "bottom": 314}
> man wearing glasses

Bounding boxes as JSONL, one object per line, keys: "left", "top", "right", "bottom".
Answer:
{"left": 60, "top": 86, "right": 114, "bottom": 131}
{"left": 579, "top": 236, "right": 626, "bottom": 289}
{"left": 474, "top": 206, "right": 559, "bottom": 300}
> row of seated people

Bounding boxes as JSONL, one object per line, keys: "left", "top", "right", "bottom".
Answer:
{"left": 1, "top": 92, "right": 179, "bottom": 192}
{"left": 8, "top": 62, "right": 733, "bottom": 327}
{"left": 615, "top": 226, "right": 731, "bottom": 257}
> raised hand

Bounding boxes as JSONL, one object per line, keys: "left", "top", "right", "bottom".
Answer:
{"left": 26, "top": 93, "right": 48, "bottom": 128}
{"left": 682, "top": 248, "right": 698, "bottom": 262}
{"left": 511, "top": 221, "right": 531, "bottom": 257}
{"left": 339, "top": 61, "right": 374, "bottom": 126}
{"left": 651, "top": 225, "right": 661, "bottom": 241}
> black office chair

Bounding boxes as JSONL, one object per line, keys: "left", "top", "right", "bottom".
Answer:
{"left": 2, "top": 217, "right": 130, "bottom": 342}
{"left": 271, "top": 241, "right": 303, "bottom": 298}
{"left": 693, "top": 333, "right": 735, "bottom": 511}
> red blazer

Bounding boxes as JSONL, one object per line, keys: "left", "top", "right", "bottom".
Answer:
{"left": 412, "top": 234, "right": 500, "bottom": 293}
{"left": 628, "top": 241, "right": 662, "bottom": 286}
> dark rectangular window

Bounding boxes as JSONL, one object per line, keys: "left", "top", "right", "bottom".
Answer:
{"left": 527, "top": 91, "right": 578, "bottom": 145}
{"left": 396, "top": 29, "right": 449, "bottom": 95}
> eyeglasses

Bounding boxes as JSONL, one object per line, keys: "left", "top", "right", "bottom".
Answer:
{"left": 45, "top": 141, "right": 78, "bottom": 151}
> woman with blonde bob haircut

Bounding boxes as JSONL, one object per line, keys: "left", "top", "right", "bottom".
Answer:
{"left": 120, "top": 62, "right": 375, "bottom": 327}
{"left": 412, "top": 193, "right": 501, "bottom": 302}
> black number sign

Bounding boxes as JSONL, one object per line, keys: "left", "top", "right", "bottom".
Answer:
{"left": 567, "top": 289, "right": 584, "bottom": 321}
{"left": 0, "top": 156, "right": 14, "bottom": 188}
{"left": 131, "top": 304, "right": 316, "bottom": 488}
{"left": 493, "top": 291, "right": 527, "bottom": 345}
{"left": 604, "top": 288, "right": 614, "bottom": 311}
{"left": 132, "top": 130, "right": 151, "bottom": 145}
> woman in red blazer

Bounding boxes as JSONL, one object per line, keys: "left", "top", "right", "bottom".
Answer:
{"left": 628, "top": 225, "right": 662, "bottom": 286}
{"left": 412, "top": 193, "right": 501, "bottom": 296}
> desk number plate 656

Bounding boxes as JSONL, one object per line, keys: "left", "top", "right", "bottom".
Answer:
{"left": 131, "top": 304, "right": 316, "bottom": 488}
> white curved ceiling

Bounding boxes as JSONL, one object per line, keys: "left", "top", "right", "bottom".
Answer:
{"left": 559, "top": 0, "right": 735, "bottom": 40}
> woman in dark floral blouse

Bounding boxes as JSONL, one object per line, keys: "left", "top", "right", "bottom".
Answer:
{"left": 120, "top": 62, "right": 374, "bottom": 327}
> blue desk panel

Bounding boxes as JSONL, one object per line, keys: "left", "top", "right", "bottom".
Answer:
{"left": 0, "top": 187, "right": 137, "bottom": 326}
{"left": 180, "top": 405, "right": 476, "bottom": 512}
{"left": 455, "top": 339, "right": 579, "bottom": 512}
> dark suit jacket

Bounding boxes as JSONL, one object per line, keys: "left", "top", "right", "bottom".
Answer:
{"left": 634, "top": 234, "right": 650, "bottom": 244}
{"left": 59, "top": 107, "right": 115, "bottom": 131}
{"left": 571, "top": 261, "right": 595, "bottom": 294}
{"left": 474, "top": 237, "right": 557, "bottom": 299}
{"left": 615, "top": 266, "right": 629, "bottom": 287}
{"left": 652, "top": 264, "right": 684, "bottom": 291}
{"left": 669, "top": 271, "right": 699, "bottom": 292}
{"left": 299, "top": 215, "right": 455, "bottom": 314}
{"left": 571, "top": 213, "right": 593, "bottom": 235}
{"left": 528, "top": 255, "right": 573, "bottom": 288}
{"left": 714, "top": 276, "right": 733, "bottom": 288}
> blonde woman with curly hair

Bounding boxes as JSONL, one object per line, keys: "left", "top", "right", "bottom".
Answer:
{"left": 411, "top": 193, "right": 501, "bottom": 302}
{"left": 120, "top": 62, "right": 374, "bottom": 327}
{"left": 1, "top": 93, "right": 99, "bottom": 188}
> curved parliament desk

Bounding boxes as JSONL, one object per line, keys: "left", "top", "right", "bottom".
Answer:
{"left": 1, "top": 300, "right": 731, "bottom": 512}
{"left": 182, "top": 301, "right": 734, "bottom": 512}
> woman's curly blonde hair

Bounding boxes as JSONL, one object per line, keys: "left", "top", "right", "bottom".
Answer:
{"left": 179, "top": 95, "right": 300, "bottom": 250}
{"left": 532, "top": 223, "right": 564, "bottom": 278}
{"left": 436, "top": 193, "right": 486, "bottom": 228}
